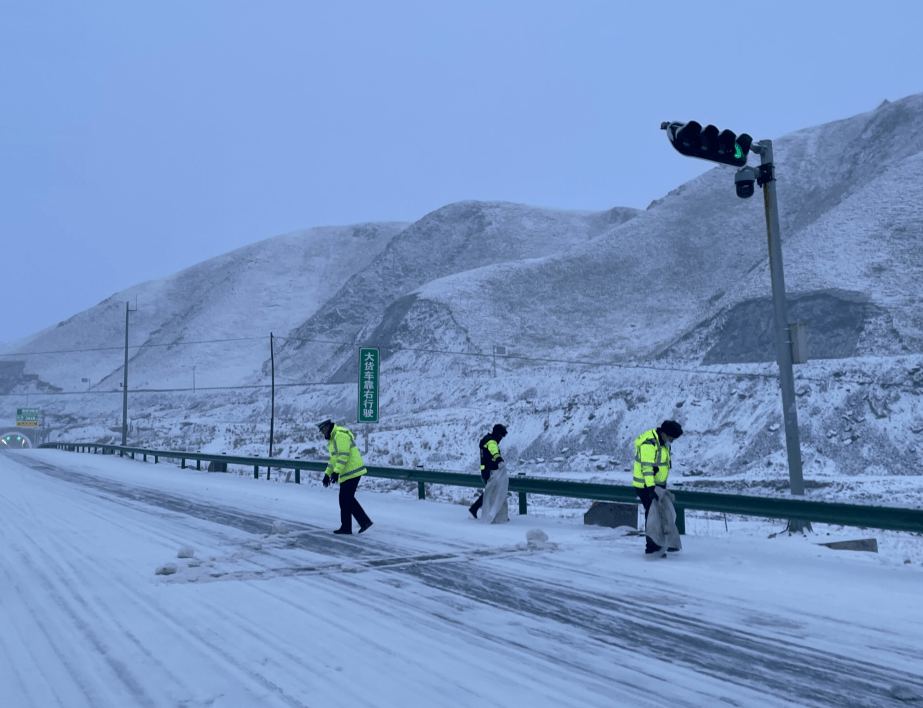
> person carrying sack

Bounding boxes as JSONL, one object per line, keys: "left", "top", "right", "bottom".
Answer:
{"left": 632, "top": 420, "right": 683, "bottom": 557}
{"left": 468, "top": 423, "right": 508, "bottom": 522}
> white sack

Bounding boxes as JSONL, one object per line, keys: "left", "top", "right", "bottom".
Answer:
{"left": 480, "top": 463, "right": 510, "bottom": 524}
{"left": 646, "top": 487, "right": 682, "bottom": 551}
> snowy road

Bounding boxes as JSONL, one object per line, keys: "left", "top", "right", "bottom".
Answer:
{"left": 1, "top": 450, "right": 921, "bottom": 707}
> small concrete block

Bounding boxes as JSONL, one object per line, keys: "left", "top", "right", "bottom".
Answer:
{"left": 584, "top": 502, "right": 638, "bottom": 530}
{"left": 819, "top": 538, "right": 878, "bottom": 553}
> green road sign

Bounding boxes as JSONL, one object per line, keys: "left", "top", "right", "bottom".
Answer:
{"left": 358, "top": 348, "right": 380, "bottom": 423}
{"left": 16, "top": 408, "right": 40, "bottom": 427}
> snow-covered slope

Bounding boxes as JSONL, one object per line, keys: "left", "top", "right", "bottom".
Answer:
{"left": 273, "top": 200, "right": 641, "bottom": 382}
{"left": 6, "top": 222, "right": 408, "bottom": 393}
{"left": 383, "top": 94, "right": 923, "bottom": 371}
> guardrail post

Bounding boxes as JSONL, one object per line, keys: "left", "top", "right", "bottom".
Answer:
{"left": 119, "top": 449, "right": 123, "bottom": 457}
{"left": 519, "top": 492, "right": 527, "bottom": 515}
{"left": 254, "top": 465, "right": 259, "bottom": 479}
{"left": 143, "top": 453, "right": 147, "bottom": 462}
{"left": 676, "top": 507, "right": 686, "bottom": 535}
{"left": 418, "top": 481, "right": 425, "bottom": 500}
{"left": 154, "top": 455, "right": 158, "bottom": 464}
{"left": 267, "top": 467, "right": 271, "bottom": 481}
{"left": 181, "top": 458, "right": 185, "bottom": 469}
{"left": 196, "top": 460, "right": 201, "bottom": 471}
{"left": 295, "top": 469, "right": 300, "bottom": 484}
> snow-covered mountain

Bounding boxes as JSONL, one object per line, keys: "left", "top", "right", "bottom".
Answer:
{"left": 5, "top": 222, "right": 409, "bottom": 394}
{"left": 5, "top": 92, "right": 923, "bottom": 509}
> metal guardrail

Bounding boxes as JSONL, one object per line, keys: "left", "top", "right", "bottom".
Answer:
{"left": 39, "top": 442, "right": 923, "bottom": 534}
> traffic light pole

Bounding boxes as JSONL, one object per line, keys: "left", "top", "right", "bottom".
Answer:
{"left": 752, "top": 139, "right": 805, "bottom": 497}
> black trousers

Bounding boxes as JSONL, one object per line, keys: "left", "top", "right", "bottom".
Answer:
{"left": 470, "top": 493, "right": 483, "bottom": 513}
{"left": 635, "top": 486, "right": 662, "bottom": 554}
{"left": 338, "top": 475, "right": 371, "bottom": 532}
{"left": 469, "top": 471, "right": 490, "bottom": 513}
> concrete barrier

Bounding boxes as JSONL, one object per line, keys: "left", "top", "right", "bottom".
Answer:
{"left": 584, "top": 502, "right": 639, "bottom": 530}
{"left": 818, "top": 538, "right": 878, "bottom": 553}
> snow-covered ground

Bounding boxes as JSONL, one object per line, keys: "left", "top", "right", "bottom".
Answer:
{"left": 2, "top": 448, "right": 921, "bottom": 708}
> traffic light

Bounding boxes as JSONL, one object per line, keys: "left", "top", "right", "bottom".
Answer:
{"left": 661, "top": 121, "right": 752, "bottom": 167}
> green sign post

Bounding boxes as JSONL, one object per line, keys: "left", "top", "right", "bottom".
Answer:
{"left": 16, "top": 408, "right": 40, "bottom": 427}
{"left": 358, "top": 348, "right": 380, "bottom": 423}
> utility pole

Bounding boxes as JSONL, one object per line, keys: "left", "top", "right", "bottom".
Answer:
{"left": 269, "top": 332, "right": 275, "bottom": 460}
{"left": 121, "top": 300, "right": 137, "bottom": 446}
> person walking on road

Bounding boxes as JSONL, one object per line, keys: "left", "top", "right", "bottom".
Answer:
{"left": 633, "top": 420, "right": 683, "bottom": 556}
{"left": 469, "top": 423, "right": 508, "bottom": 520}
{"left": 317, "top": 418, "right": 373, "bottom": 535}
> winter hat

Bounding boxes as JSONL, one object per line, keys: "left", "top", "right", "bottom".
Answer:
{"left": 492, "top": 424, "right": 508, "bottom": 437}
{"left": 660, "top": 420, "right": 683, "bottom": 439}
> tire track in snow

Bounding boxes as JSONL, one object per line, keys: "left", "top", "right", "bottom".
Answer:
{"left": 396, "top": 554, "right": 923, "bottom": 708}
{"left": 5, "top": 455, "right": 318, "bottom": 707}
{"left": 13, "top": 452, "right": 923, "bottom": 707}
{"left": 0, "top": 476, "right": 148, "bottom": 708}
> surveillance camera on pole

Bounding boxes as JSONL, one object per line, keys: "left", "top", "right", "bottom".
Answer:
{"left": 661, "top": 120, "right": 806, "bottom": 511}
{"left": 734, "top": 166, "right": 759, "bottom": 199}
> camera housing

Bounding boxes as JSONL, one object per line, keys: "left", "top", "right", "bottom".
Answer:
{"left": 734, "top": 166, "right": 759, "bottom": 199}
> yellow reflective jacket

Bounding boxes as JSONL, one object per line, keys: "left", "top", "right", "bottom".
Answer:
{"left": 325, "top": 425, "right": 367, "bottom": 482}
{"left": 632, "top": 428, "right": 671, "bottom": 488}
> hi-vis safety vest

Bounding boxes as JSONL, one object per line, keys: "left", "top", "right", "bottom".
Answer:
{"left": 480, "top": 435, "right": 502, "bottom": 473}
{"left": 325, "top": 425, "right": 368, "bottom": 483}
{"left": 632, "top": 428, "right": 671, "bottom": 488}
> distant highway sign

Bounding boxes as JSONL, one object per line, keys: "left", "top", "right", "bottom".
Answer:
{"left": 16, "top": 408, "right": 40, "bottom": 427}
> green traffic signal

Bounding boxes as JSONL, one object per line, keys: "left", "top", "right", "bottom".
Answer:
{"left": 662, "top": 121, "right": 752, "bottom": 167}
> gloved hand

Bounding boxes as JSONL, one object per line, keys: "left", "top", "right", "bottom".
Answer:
{"left": 330, "top": 472, "right": 339, "bottom": 483}
{"left": 322, "top": 475, "right": 331, "bottom": 488}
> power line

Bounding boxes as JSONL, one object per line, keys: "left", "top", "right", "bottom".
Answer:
{"left": 271, "top": 336, "right": 923, "bottom": 386}
{"left": 0, "top": 380, "right": 332, "bottom": 398}
{"left": 0, "top": 336, "right": 268, "bottom": 357}
{"left": 2, "top": 331, "right": 919, "bottom": 388}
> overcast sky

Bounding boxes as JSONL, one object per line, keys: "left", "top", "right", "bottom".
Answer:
{"left": 2, "top": 0, "right": 922, "bottom": 345}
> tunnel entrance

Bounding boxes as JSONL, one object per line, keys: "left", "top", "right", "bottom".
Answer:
{"left": 0, "top": 430, "right": 34, "bottom": 449}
